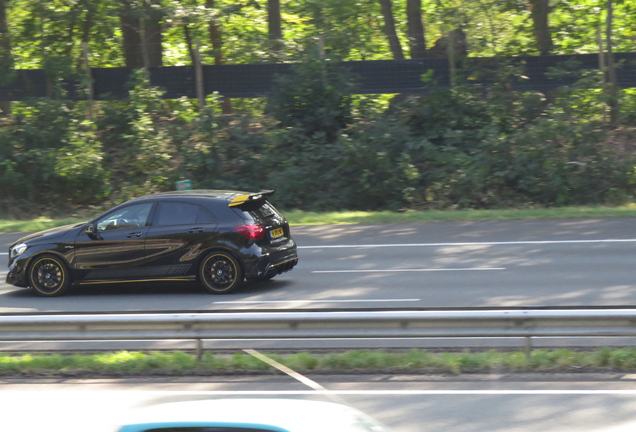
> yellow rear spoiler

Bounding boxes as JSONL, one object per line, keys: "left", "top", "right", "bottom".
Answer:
{"left": 228, "top": 190, "right": 275, "bottom": 207}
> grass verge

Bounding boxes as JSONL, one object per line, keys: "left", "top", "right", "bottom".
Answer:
{"left": 284, "top": 205, "right": 636, "bottom": 225}
{"left": 4, "top": 205, "right": 636, "bottom": 233}
{"left": 0, "top": 217, "right": 85, "bottom": 233}
{"left": 2, "top": 348, "right": 636, "bottom": 376}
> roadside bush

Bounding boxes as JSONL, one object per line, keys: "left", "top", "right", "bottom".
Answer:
{"left": 267, "top": 54, "right": 356, "bottom": 143}
{"left": 1, "top": 58, "right": 635, "bottom": 214}
{"left": 97, "top": 70, "right": 175, "bottom": 201}
{"left": 0, "top": 99, "right": 109, "bottom": 208}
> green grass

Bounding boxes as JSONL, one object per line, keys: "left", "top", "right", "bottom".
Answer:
{"left": 0, "top": 217, "right": 85, "bottom": 233}
{"left": 284, "top": 205, "right": 636, "bottom": 225}
{"left": 4, "top": 205, "right": 636, "bottom": 233}
{"left": 3, "top": 348, "right": 636, "bottom": 376}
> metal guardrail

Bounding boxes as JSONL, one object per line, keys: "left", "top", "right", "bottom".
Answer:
{"left": 2, "top": 309, "right": 636, "bottom": 357}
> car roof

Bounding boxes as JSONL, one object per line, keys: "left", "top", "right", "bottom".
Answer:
{"left": 116, "top": 399, "right": 389, "bottom": 432}
{"left": 128, "top": 190, "right": 250, "bottom": 202}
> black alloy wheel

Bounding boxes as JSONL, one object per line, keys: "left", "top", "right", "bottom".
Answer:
{"left": 199, "top": 252, "right": 243, "bottom": 293}
{"left": 29, "top": 255, "right": 72, "bottom": 297}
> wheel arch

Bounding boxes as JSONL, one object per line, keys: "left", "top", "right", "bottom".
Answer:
{"left": 26, "top": 252, "right": 74, "bottom": 296}
{"left": 26, "top": 250, "right": 74, "bottom": 283}
{"left": 197, "top": 249, "right": 245, "bottom": 294}
{"left": 195, "top": 247, "right": 243, "bottom": 280}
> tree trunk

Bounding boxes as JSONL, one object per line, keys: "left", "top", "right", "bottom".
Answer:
{"left": 144, "top": 0, "right": 163, "bottom": 67}
{"left": 267, "top": 0, "right": 283, "bottom": 57}
{"left": 527, "top": 0, "right": 552, "bottom": 55}
{"left": 406, "top": 0, "right": 426, "bottom": 58}
{"left": 379, "top": 0, "right": 404, "bottom": 60}
{"left": 0, "top": 0, "right": 12, "bottom": 116}
{"left": 64, "top": 5, "right": 79, "bottom": 57}
{"left": 184, "top": 24, "right": 195, "bottom": 66}
{"left": 120, "top": 1, "right": 143, "bottom": 67}
{"left": 80, "top": 2, "right": 95, "bottom": 44}
{"left": 606, "top": 0, "right": 618, "bottom": 127}
{"left": 206, "top": 0, "right": 231, "bottom": 113}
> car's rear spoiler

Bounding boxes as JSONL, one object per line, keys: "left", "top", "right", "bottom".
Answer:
{"left": 228, "top": 190, "right": 275, "bottom": 207}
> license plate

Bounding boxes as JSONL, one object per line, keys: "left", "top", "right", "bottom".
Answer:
{"left": 270, "top": 227, "right": 284, "bottom": 239}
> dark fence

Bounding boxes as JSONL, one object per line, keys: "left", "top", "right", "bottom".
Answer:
{"left": 1, "top": 52, "right": 635, "bottom": 101}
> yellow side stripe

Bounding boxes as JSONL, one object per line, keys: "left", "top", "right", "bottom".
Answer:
{"left": 79, "top": 278, "right": 191, "bottom": 285}
{"left": 271, "top": 258, "right": 298, "bottom": 267}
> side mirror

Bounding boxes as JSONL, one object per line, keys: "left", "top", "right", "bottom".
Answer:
{"left": 85, "top": 224, "right": 95, "bottom": 234}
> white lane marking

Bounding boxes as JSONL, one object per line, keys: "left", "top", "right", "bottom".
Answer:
{"left": 244, "top": 349, "right": 348, "bottom": 405}
{"left": 312, "top": 267, "right": 505, "bottom": 274}
{"left": 0, "top": 253, "right": 7, "bottom": 255}
{"left": 7, "top": 390, "right": 636, "bottom": 396}
{"left": 298, "top": 239, "right": 636, "bottom": 249}
{"left": 213, "top": 299, "right": 420, "bottom": 304}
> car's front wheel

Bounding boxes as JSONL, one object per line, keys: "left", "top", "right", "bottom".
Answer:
{"left": 199, "top": 252, "right": 243, "bottom": 294}
{"left": 28, "top": 254, "right": 72, "bottom": 297}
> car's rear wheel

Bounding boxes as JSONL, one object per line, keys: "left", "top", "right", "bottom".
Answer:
{"left": 199, "top": 252, "right": 243, "bottom": 294}
{"left": 28, "top": 254, "right": 72, "bottom": 297}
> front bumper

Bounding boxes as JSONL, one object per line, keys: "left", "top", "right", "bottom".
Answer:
{"left": 6, "top": 258, "right": 29, "bottom": 288}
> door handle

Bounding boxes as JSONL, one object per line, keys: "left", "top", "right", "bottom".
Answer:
{"left": 188, "top": 227, "right": 204, "bottom": 233}
{"left": 127, "top": 232, "right": 142, "bottom": 238}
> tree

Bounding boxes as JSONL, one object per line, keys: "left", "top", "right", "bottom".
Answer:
{"left": 120, "top": 0, "right": 163, "bottom": 68}
{"left": 406, "top": 0, "right": 426, "bottom": 58}
{"left": 120, "top": 0, "right": 143, "bottom": 67}
{"left": 379, "top": 0, "right": 404, "bottom": 59}
{"left": 145, "top": 0, "right": 163, "bottom": 67}
{"left": 206, "top": 0, "right": 231, "bottom": 113}
{"left": 267, "top": 0, "right": 283, "bottom": 57}
{"left": 527, "top": 0, "right": 552, "bottom": 55}
{"left": 605, "top": 0, "right": 618, "bottom": 127}
{"left": 0, "top": 0, "right": 12, "bottom": 115}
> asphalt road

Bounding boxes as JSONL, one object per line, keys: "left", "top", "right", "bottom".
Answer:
{"left": 1, "top": 218, "right": 636, "bottom": 313}
{"left": 4, "top": 374, "right": 636, "bottom": 432}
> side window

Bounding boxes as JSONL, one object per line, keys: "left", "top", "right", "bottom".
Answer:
{"left": 156, "top": 202, "right": 200, "bottom": 226}
{"left": 96, "top": 203, "right": 154, "bottom": 232}
{"left": 196, "top": 207, "right": 217, "bottom": 224}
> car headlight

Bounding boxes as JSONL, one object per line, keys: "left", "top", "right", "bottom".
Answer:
{"left": 10, "top": 243, "right": 27, "bottom": 259}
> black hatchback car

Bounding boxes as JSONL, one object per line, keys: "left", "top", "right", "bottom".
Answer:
{"left": 6, "top": 190, "right": 298, "bottom": 296}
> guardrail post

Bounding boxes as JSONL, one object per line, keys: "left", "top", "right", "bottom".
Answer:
{"left": 195, "top": 339, "right": 203, "bottom": 361}
{"left": 524, "top": 336, "right": 532, "bottom": 360}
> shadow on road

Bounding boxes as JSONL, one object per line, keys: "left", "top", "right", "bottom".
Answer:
{"left": 0, "top": 279, "right": 293, "bottom": 299}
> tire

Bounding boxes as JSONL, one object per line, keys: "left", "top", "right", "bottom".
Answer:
{"left": 28, "top": 254, "right": 72, "bottom": 297}
{"left": 199, "top": 252, "right": 244, "bottom": 294}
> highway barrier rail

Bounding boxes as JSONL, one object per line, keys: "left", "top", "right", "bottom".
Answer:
{"left": 2, "top": 309, "right": 636, "bottom": 357}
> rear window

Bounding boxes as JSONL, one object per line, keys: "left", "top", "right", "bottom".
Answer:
{"left": 236, "top": 200, "right": 282, "bottom": 221}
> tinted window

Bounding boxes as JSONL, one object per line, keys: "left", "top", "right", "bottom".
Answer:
{"left": 196, "top": 207, "right": 217, "bottom": 224}
{"left": 157, "top": 202, "right": 199, "bottom": 226}
{"left": 239, "top": 200, "right": 282, "bottom": 221}
{"left": 96, "top": 203, "right": 154, "bottom": 232}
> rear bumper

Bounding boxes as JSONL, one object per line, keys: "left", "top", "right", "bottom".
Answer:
{"left": 244, "top": 246, "right": 298, "bottom": 279}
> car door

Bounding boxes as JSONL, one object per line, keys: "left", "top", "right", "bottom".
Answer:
{"left": 73, "top": 202, "right": 156, "bottom": 282}
{"left": 144, "top": 201, "right": 218, "bottom": 278}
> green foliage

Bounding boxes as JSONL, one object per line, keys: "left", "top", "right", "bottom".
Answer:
{"left": 0, "top": 98, "right": 109, "bottom": 208}
{"left": 2, "top": 60, "right": 636, "bottom": 213}
{"left": 1, "top": 0, "right": 636, "bottom": 214}
{"left": 268, "top": 55, "right": 356, "bottom": 143}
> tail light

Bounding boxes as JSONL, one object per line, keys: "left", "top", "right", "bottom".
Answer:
{"left": 235, "top": 224, "right": 265, "bottom": 240}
